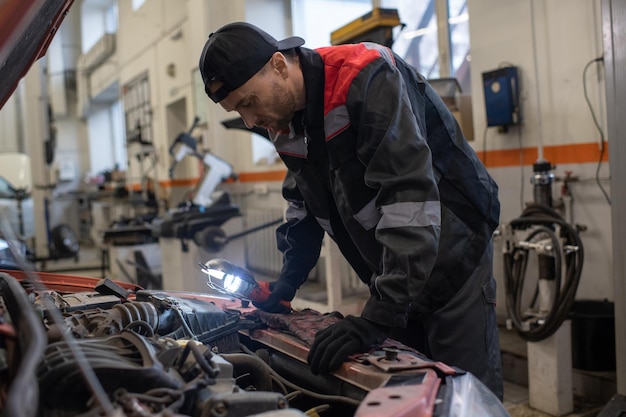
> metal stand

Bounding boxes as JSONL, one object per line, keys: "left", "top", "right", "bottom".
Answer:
{"left": 601, "top": 0, "right": 626, "bottom": 412}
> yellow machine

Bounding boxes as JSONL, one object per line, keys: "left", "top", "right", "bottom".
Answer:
{"left": 330, "top": 8, "right": 401, "bottom": 47}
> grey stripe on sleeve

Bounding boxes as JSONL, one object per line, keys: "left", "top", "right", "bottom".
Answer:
{"left": 377, "top": 201, "right": 441, "bottom": 229}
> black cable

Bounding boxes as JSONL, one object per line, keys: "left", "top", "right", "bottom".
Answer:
{"left": 583, "top": 56, "right": 611, "bottom": 205}
{"left": 503, "top": 204, "right": 584, "bottom": 341}
{"left": 239, "top": 344, "right": 360, "bottom": 407}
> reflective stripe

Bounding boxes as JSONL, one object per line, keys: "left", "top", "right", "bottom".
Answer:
{"left": 315, "top": 217, "right": 333, "bottom": 236}
{"left": 286, "top": 202, "right": 307, "bottom": 221}
{"left": 377, "top": 201, "right": 441, "bottom": 229}
{"left": 354, "top": 197, "right": 381, "bottom": 231}
{"left": 324, "top": 105, "right": 350, "bottom": 141}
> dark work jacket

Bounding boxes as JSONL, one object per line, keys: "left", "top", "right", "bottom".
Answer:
{"left": 268, "top": 43, "right": 500, "bottom": 328}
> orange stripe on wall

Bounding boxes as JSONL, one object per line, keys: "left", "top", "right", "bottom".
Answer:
{"left": 159, "top": 178, "right": 203, "bottom": 188}
{"left": 237, "top": 170, "right": 287, "bottom": 182}
{"left": 154, "top": 170, "right": 287, "bottom": 189}
{"left": 142, "top": 142, "right": 607, "bottom": 190}
{"left": 479, "top": 141, "right": 609, "bottom": 168}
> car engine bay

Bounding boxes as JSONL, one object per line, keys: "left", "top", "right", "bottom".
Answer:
{"left": 0, "top": 270, "right": 509, "bottom": 417}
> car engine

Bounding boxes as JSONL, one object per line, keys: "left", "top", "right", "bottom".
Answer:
{"left": 0, "top": 269, "right": 510, "bottom": 417}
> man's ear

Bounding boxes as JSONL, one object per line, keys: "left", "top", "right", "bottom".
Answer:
{"left": 271, "top": 52, "right": 289, "bottom": 79}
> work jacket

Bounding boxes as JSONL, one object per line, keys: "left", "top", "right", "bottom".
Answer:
{"left": 268, "top": 43, "right": 500, "bottom": 329}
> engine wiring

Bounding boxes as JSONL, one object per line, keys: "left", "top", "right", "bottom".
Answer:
{"left": 0, "top": 216, "right": 117, "bottom": 416}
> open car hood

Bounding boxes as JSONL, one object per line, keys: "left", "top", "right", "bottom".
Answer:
{"left": 0, "top": 0, "right": 75, "bottom": 110}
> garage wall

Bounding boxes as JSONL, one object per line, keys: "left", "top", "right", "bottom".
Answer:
{"left": 467, "top": 0, "right": 612, "bottom": 310}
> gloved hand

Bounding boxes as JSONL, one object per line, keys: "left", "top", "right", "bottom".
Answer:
{"left": 252, "top": 280, "right": 296, "bottom": 313}
{"left": 307, "top": 315, "right": 389, "bottom": 375}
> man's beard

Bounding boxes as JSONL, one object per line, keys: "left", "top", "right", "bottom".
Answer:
{"left": 269, "top": 80, "right": 296, "bottom": 131}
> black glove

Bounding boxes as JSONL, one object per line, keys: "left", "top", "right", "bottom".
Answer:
{"left": 252, "top": 280, "right": 296, "bottom": 313}
{"left": 307, "top": 315, "right": 389, "bottom": 375}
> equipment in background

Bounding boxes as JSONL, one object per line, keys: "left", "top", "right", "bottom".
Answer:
{"left": 502, "top": 159, "right": 585, "bottom": 342}
{"left": 482, "top": 66, "right": 521, "bottom": 130}
{"left": 168, "top": 116, "right": 236, "bottom": 208}
{"left": 199, "top": 258, "right": 291, "bottom": 309}
{"left": 0, "top": 153, "right": 80, "bottom": 267}
{"left": 0, "top": 153, "right": 35, "bottom": 240}
{"left": 156, "top": 117, "right": 282, "bottom": 294}
{"left": 155, "top": 117, "right": 244, "bottom": 293}
{"left": 330, "top": 7, "right": 401, "bottom": 48}
{"left": 101, "top": 223, "right": 162, "bottom": 289}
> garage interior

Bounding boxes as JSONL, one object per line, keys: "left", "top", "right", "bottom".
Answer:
{"left": 0, "top": 1, "right": 625, "bottom": 417}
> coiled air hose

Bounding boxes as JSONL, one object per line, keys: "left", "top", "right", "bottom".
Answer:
{"left": 503, "top": 203, "right": 584, "bottom": 341}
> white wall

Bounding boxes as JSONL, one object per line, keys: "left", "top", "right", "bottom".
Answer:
{"left": 469, "top": 0, "right": 605, "bottom": 152}
{"left": 468, "top": 0, "right": 613, "bottom": 306}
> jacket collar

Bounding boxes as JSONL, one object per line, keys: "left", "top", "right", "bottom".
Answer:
{"left": 297, "top": 47, "right": 325, "bottom": 134}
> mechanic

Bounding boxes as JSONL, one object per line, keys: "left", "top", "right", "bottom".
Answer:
{"left": 199, "top": 22, "right": 504, "bottom": 400}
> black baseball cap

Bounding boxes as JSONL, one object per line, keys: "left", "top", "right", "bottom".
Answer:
{"left": 199, "top": 22, "right": 305, "bottom": 103}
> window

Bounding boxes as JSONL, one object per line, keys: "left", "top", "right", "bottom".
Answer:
{"left": 292, "top": 0, "right": 373, "bottom": 48}
{"left": 105, "top": 2, "right": 118, "bottom": 33}
{"left": 384, "top": 0, "right": 440, "bottom": 78}
{"left": 122, "top": 73, "right": 153, "bottom": 146}
{"left": 382, "top": 0, "right": 471, "bottom": 90}
{"left": 87, "top": 99, "right": 127, "bottom": 174}
{"left": 81, "top": 0, "right": 118, "bottom": 53}
{"left": 132, "top": 0, "right": 147, "bottom": 11}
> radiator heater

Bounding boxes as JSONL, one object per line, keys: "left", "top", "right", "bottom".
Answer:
{"left": 243, "top": 207, "right": 284, "bottom": 279}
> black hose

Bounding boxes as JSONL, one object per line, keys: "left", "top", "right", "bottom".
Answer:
{"left": 503, "top": 204, "right": 584, "bottom": 341}
{"left": 188, "top": 341, "right": 220, "bottom": 379}
{"left": 239, "top": 344, "right": 361, "bottom": 407}
{"left": 221, "top": 353, "right": 273, "bottom": 392}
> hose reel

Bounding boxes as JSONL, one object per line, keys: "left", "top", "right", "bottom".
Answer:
{"left": 502, "top": 160, "right": 585, "bottom": 342}
{"left": 503, "top": 204, "right": 584, "bottom": 341}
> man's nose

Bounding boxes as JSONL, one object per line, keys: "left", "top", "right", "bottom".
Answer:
{"left": 239, "top": 111, "right": 256, "bottom": 129}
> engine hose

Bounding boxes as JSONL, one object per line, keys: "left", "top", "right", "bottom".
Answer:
{"left": 503, "top": 204, "right": 584, "bottom": 341}
{"left": 221, "top": 353, "right": 273, "bottom": 391}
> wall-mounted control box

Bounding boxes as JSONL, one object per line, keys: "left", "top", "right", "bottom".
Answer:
{"left": 482, "top": 66, "right": 520, "bottom": 127}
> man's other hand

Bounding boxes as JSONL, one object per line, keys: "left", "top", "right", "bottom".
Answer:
{"left": 307, "top": 316, "right": 389, "bottom": 374}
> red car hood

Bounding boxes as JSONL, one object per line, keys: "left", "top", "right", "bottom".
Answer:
{"left": 0, "top": 0, "right": 74, "bottom": 110}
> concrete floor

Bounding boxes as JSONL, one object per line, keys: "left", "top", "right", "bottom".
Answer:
{"left": 499, "top": 325, "right": 615, "bottom": 417}
{"left": 37, "top": 245, "right": 617, "bottom": 417}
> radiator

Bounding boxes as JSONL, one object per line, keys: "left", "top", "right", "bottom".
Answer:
{"left": 243, "top": 207, "right": 284, "bottom": 279}
{"left": 243, "top": 207, "right": 368, "bottom": 298}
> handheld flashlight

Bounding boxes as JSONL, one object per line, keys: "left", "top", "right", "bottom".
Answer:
{"left": 198, "top": 258, "right": 290, "bottom": 309}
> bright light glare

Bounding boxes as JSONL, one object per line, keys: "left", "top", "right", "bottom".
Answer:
{"left": 204, "top": 268, "right": 244, "bottom": 294}
{"left": 206, "top": 269, "right": 225, "bottom": 280}
{"left": 223, "top": 273, "right": 243, "bottom": 293}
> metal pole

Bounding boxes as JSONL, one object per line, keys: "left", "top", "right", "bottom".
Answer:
{"left": 598, "top": 0, "right": 626, "bottom": 414}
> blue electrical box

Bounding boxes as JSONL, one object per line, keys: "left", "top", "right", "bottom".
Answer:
{"left": 482, "top": 66, "right": 520, "bottom": 127}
